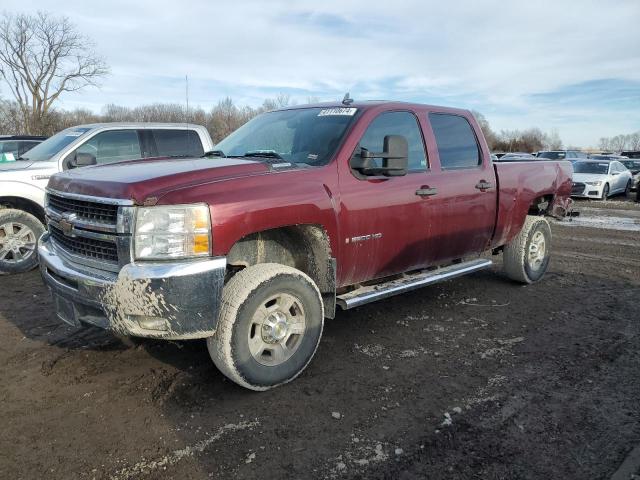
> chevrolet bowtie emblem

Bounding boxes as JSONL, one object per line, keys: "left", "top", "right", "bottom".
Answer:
{"left": 59, "top": 213, "right": 77, "bottom": 237}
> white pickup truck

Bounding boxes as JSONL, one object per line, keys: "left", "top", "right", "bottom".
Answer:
{"left": 0, "top": 122, "right": 214, "bottom": 274}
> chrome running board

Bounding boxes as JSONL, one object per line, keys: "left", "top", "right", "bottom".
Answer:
{"left": 336, "top": 259, "right": 492, "bottom": 310}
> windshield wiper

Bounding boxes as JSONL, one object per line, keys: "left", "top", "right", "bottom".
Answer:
{"left": 16, "top": 156, "right": 29, "bottom": 161}
{"left": 203, "top": 150, "right": 226, "bottom": 158}
{"left": 243, "top": 150, "right": 284, "bottom": 160}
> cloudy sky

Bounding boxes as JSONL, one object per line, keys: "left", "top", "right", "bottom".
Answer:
{"left": 2, "top": 0, "right": 639, "bottom": 147}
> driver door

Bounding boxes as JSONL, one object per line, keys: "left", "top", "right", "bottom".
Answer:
{"left": 338, "top": 110, "right": 433, "bottom": 286}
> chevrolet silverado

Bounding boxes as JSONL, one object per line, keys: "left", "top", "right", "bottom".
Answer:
{"left": 38, "top": 101, "right": 573, "bottom": 390}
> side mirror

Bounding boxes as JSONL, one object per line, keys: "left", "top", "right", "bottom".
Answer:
{"left": 611, "top": 171, "right": 620, "bottom": 176}
{"left": 350, "top": 135, "right": 408, "bottom": 177}
{"left": 69, "top": 152, "right": 97, "bottom": 168}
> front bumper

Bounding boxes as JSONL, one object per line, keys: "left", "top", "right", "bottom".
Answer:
{"left": 571, "top": 183, "right": 604, "bottom": 199}
{"left": 38, "top": 233, "right": 226, "bottom": 339}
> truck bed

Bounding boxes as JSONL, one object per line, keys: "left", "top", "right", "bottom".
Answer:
{"left": 492, "top": 160, "right": 573, "bottom": 248}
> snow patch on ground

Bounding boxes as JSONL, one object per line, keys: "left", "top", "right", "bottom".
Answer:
{"left": 556, "top": 215, "right": 640, "bottom": 232}
{"left": 109, "top": 420, "right": 259, "bottom": 479}
{"left": 479, "top": 337, "right": 525, "bottom": 359}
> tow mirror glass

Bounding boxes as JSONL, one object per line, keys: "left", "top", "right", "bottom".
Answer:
{"left": 350, "top": 135, "right": 408, "bottom": 177}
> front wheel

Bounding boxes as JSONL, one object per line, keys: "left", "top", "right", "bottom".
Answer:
{"left": 207, "top": 263, "right": 324, "bottom": 391}
{"left": 0, "top": 209, "right": 45, "bottom": 274}
{"left": 503, "top": 215, "right": 552, "bottom": 284}
{"left": 625, "top": 180, "right": 632, "bottom": 197}
{"left": 601, "top": 183, "right": 609, "bottom": 200}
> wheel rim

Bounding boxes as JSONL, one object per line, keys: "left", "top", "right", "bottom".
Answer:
{"left": 527, "top": 231, "right": 546, "bottom": 271}
{"left": 0, "top": 221, "right": 36, "bottom": 264}
{"left": 248, "top": 292, "right": 306, "bottom": 366}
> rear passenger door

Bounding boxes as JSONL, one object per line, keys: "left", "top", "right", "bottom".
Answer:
{"left": 420, "top": 113, "right": 497, "bottom": 263}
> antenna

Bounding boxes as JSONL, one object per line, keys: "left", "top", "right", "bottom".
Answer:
{"left": 185, "top": 75, "right": 190, "bottom": 123}
{"left": 342, "top": 92, "right": 354, "bottom": 105}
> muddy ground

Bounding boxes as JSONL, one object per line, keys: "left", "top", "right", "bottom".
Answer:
{"left": 1, "top": 196, "right": 639, "bottom": 480}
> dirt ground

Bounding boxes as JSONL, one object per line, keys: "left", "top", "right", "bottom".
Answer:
{"left": 1, "top": 196, "right": 639, "bottom": 480}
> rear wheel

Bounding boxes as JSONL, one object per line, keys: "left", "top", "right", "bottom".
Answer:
{"left": 503, "top": 215, "right": 551, "bottom": 284}
{"left": 0, "top": 209, "right": 44, "bottom": 274}
{"left": 207, "top": 263, "right": 324, "bottom": 391}
{"left": 601, "top": 183, "right": 609, "bottom": 200}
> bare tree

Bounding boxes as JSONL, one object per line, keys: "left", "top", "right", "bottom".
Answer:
{"left": 0, "top": 12, "right": 108, "bottom": 134}
{"left": 609, "top": 135, "right": 627, "bottom": 152}
{"left": 544, "top": 128, "right": 563, "bottom": 150}
{"left": 471, "top": 110, "right": 498, "bottom": 150}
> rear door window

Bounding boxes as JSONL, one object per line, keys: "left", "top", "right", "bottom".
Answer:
{"left": 428, "top": 113, "right": 481, "bottom": 169}
{"left": 152, "top": 129, "right": 204, "bottom": 157}
{"left": 76, "top": 130, "right": 142, "bottom": 165}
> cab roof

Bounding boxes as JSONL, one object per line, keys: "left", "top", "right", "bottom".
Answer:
{"left": 63, "top": 122, "right": 207, "bottom": 130}
{"left": 275, "top": 100, "right": 471, "bottom": 116}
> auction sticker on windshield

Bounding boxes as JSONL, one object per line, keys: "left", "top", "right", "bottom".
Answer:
{"left": 318, "top": 107, "right": 357, "bottom": 116}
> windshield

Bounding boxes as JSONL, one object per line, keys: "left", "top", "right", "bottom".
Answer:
{"left": 214, "top": 107, "right": 358, "bottom": 166}
{"left": 538, "top": 151, "right": 565, "bottom": 159}
{"left": 574, "top": 161, "right": 609, "bottom": 174}
{"left": 20, "top": 127, "right": 91, "bottom": 161}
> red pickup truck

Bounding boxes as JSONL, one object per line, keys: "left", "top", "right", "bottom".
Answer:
{"left": 38, "top": 101, "right": 572, "bottom": 390}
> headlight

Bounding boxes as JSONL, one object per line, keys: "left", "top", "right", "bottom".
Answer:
{"left": 585, "top": 181, "right": 602, "bottom": 186}
{"left": 134, "top": 204, "right": 211, "bottom": 260}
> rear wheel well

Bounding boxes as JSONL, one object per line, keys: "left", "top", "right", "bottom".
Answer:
{"left": 226, "top": 225, "right": 336, "bottom": 318}
{"left": 0, "top": 197, "right": 46, "bottom": 224}
{"left": 528, "top": 194, "right": 554, "bottom": 216}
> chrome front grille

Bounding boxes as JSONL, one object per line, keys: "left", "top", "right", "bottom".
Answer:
{"left": 49, "top": 224, "right": 119, "bottom": 264}
{"left": 45, "top": 189, "right": 134, "bottom": 272}
{"left": 48, "top": 194, "right": 119, "bottom": 225}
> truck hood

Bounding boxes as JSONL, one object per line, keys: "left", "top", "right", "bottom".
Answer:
{"left": 572, "top": 173, "right": 608, "bottom": 183}
{"left": 47, "top": 157, "right": 270, "bottom": 204}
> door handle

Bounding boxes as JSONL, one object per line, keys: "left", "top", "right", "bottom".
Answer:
{"left": 416, "top": 187, "right": 438, "bottom": 197}
{"left": 475, "top": 180, "right": 493, "bottom": 191}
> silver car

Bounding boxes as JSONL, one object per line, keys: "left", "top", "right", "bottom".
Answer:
{"left": 571, "top": 159, "right": 633, "bottom": 200}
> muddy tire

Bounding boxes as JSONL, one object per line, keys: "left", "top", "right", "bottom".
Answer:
{"left": 207, "top": 263, "right": 324, "bottom": 391}
{"left": 0, "top": 209, "right": 45, "bottom": 275}
{"left": 503, "top": 215, "right": 551, "bottom": 284}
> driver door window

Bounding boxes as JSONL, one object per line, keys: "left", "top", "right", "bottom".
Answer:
{"left": 358, "top": 111, "right": 427, "bottom": 171}
{"left": 76, "top": 130, "right": 142, "bottom": 165}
